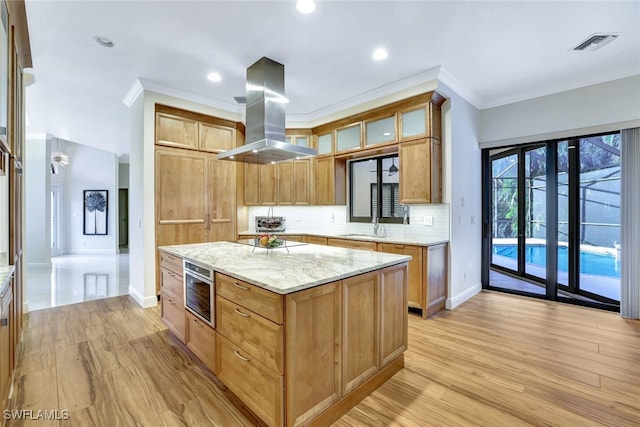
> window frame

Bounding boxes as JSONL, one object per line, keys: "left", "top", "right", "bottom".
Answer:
{"left": 348, "top": 154, "right": 404, "bottom": 224}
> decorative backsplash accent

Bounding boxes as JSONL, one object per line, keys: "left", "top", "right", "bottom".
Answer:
{"left": 245, "top": 204, "right": 450, "bottom": 243}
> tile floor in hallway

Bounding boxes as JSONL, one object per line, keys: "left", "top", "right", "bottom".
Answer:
{"left": 25, "top": 250, "right": 130, "bottom": 311}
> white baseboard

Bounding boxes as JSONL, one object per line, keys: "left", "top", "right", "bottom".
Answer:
{"left": 26, "top": 262, "right": 52, "bottom": 270}
{"left": 23, "top": 301, "right": 29, "bottom": 314}
{"left": 446, "top": 282, "right": 482, "bottom": 310}
{"left": 129, "top": 285, "right": 158, "bottom": 308}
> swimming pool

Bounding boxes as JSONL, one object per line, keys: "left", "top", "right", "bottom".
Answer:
{"left": 492, "top": 244, "right": 620, "bottom": 278}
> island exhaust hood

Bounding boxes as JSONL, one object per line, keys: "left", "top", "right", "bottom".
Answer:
{"left": 217, "top": 57, "right": 317, "bottom": 164}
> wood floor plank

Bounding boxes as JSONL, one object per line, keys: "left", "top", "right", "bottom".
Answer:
{"left": 6, "top": 292, "right": 639, "bottom": 427}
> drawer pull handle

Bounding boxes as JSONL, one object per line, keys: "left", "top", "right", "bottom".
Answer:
{"left": 233, "top": 282, "right": 250, "bottom": 291}
{"left": 233, "top": 350, "right": 250, "bottom": 362}
{"left": 233, "top": 308, "right": 250, "bottom": 318}
{"left": 167, "top": 272, "right": 176, "bottom": 277}
{"left": 167, "top": 299, "right": 176, "bottom": 305}
{"left": 192, "top": 319, "right": 203, "bottom": 327}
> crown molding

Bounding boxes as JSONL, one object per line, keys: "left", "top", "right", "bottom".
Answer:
{"left": 436, "top": 67, "right": 483, "bottom": 110}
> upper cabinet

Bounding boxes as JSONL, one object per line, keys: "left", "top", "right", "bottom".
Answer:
{"left": 155, "top": 105, "right": 238, "bottom": 153}
{"left": 335, "top": 123, "right": 362, "bottom": 153}
{"left": 156, "top": 112, "right": 198, "bottom": 150}
{"left": 199, "top": 122, "right": 236, "bottom": 152}
{"left": 316, "top": 132, "right": 333, "bottom": 156}
{"left": 364, "top": 115, "right": 396, "bottom": 147}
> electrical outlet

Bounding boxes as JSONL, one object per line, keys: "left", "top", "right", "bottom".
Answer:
{"left": 423, "top": 216, "right": 433, "bottom": 226}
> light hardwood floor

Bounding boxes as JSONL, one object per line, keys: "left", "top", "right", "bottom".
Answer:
{"left": 6, "top": 291, "right": 640, "bottom": 426}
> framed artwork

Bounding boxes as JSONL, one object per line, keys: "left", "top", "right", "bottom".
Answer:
{"left": 83, "top": 190, "right": 108, "bottom": 235}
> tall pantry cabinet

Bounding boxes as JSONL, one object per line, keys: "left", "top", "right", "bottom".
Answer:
{"left": 154, "top": 105, "right": 241, "bottom": 293}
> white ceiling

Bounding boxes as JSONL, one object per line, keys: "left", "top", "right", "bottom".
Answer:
{"left": 24, "top": 1, "right": 640, "bottom": 162}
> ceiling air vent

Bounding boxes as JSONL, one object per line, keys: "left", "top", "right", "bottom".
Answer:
{"left": 233, "top": 96, "right": 246, "bottom": 104}
{"left": 572, "top": 33, "right": 619, "bottom": 51}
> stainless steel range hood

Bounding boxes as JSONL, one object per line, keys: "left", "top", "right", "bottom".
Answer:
{"left": 217, "top": 57, "right": 317, "bottom": 164}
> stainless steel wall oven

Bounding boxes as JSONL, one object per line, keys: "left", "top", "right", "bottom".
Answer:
{"left": 184, "top": 260, "right": 215, "bottom": 327}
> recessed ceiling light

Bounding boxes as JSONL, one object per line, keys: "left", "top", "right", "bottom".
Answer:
{"left": 372, "top": 48, "right": 388, "bottom": 61}
{"left": 296, "top": 0, "right": 316, "bottom": 14}
{"left": 94, "top": 36, "right": 114, "bottom": 48}
{"left": 207, "top": 72, "right": 222, "bottom": 82}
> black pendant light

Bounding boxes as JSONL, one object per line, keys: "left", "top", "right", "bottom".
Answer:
{"left": 388, "top": 158, "right": 398, "bottom": 176}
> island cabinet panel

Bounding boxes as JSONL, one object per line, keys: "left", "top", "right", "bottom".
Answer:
{"left": 185, "top": 311, "right": 216, "bottom": 373}
{"left": 159, "top": 267, "right": 183, "bottom": 300}
{"left": 160, "top": 293, "right": 186, "bottom": 343}
{"left": 379, "top": 263, "right": 408, "bottom": 367}
{"left": 216, "top": 274, "right": 284, "bottom": 324}
{"left": 159, "top": 251, "right": 183, "bottom": 275}
{"left": 377, "top": 243, "right": 423, "bottom": 312}
{"left": 216, "top": 296, "right": 284, "bottom": 374}
{"left": 342, "top": 272, "right": 379, "bottom": 395}
{"left": 285, "top": 281, "right": 342, "bottom": 427}
{"left": 217, "top": 334, "right": 284, "bottom": 427}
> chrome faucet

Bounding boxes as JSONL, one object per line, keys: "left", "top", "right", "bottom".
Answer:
{"left": 402, "top": 204, "right": 409, "bottom": 225}
{"left": 372, "top": 212, "right": 386, "bottom": 237}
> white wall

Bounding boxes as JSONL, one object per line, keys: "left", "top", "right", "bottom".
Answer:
{"left": 437, "top": 82, "right": 483, "bottom": 309}
{"left": 59, "top": 139, "right": 118, "bottom": 254}
{"left": 479, "top": 74, "right": 640, "bottom": 147}
{"left": 24, "top": 134, "right": 51, "bottom": 267}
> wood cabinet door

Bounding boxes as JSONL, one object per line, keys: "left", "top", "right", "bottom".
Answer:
{"left": 260, "top": 163, "right": 277, "bottom": 205}
{"left": 379, "top": 263, "right": 408, "bottom": 367}
{"left": 293, "top": 159, "right": 311, "bottom": 205}
{"left": 208, "top": 157, "right": 236, "bottom": 242}
{"left": 244, "top": 163, "right": 260, "bottom": 206}
{"left": 198, "top": 122, "right": 235, "bottom": 152}
{"left": 186, "top": 311, "right": 217, "bottom": 373}
{"left": 161, "top": 292, "right": 186, "bottom": 343}
{"left": 377, "top": 243, "right": 423, "bottom": 311}
{"left": 425, "top": 243, "right": 448, "bottom": 318}
{"left": 276, "top": 161, "right": 293, "bottom": 205}
{"left": 342, "top": 271, "right": 379, "bottom": 395}
{"left": 155, "top": 112, "right": 198, "bottom": 150}
{"left": 286, "top": 281, "right": 342, "bottom": 426}
{"left": 399, "top": 138, "right": 433, "bottom": 204}
{"left": 327, "top": 238, "right": 377, "bottom": 251}
{"left": 155, "top": 149, "right": 207, "bottom": 245}
{"left": 314, "top": 156, "right": 335, "bottom": 205}
{"left": 301, "top": 235, "right": 327, "bottom": 245}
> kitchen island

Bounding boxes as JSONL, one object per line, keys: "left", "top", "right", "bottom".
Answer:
{"left": 158, "top": 241, "right": 410, "bottom": 427}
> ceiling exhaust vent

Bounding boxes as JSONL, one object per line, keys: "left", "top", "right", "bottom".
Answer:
{"left": 233, "top": 96, "right": 246, "bottom": 104}
{"left": 572, "top": 33, "right": 619, "bottom": 51}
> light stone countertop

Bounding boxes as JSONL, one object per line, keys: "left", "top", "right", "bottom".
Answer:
{"left": 159, "top": 241, "right": 411, "bottom": 294}
{"left": 0, "top": 265, "right": 15, "bottom": 293}
{"left": 238, "top": 230, "right": 449, "bottom": 247}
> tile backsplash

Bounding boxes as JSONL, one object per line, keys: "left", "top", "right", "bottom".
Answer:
{"left": 245, "top": 204, "right": 450, "bottom": 243}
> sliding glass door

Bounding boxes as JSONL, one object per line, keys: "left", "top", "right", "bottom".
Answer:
{"left": 483, "top": 133, "right": 621, "bottom": 310}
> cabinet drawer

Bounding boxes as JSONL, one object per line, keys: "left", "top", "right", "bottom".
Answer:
{"left": 160, "top": 251, "right": 183, "bottom": 274}
{"left": 160, "top": 267, "right": 183, "bottom": 300}
{"left": 186, "top": 311, "right": 217, "bottom": 374}
{"left": 217, "top": 296, "right": 284, "bottom": 374}
{"left": 161, "top": 292, "right": 185, "bottom": 343}
{"left": 302, "top": 235, "right": 327, "bottom": 245}
{"left": 217, "top": 335, "right": 283, "bottom": 427}
{"left": 216, "top": 274, "right": 283, "bottom": 324}
{"left": 327, "top": 238, "right": 377, "bottom": 251}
